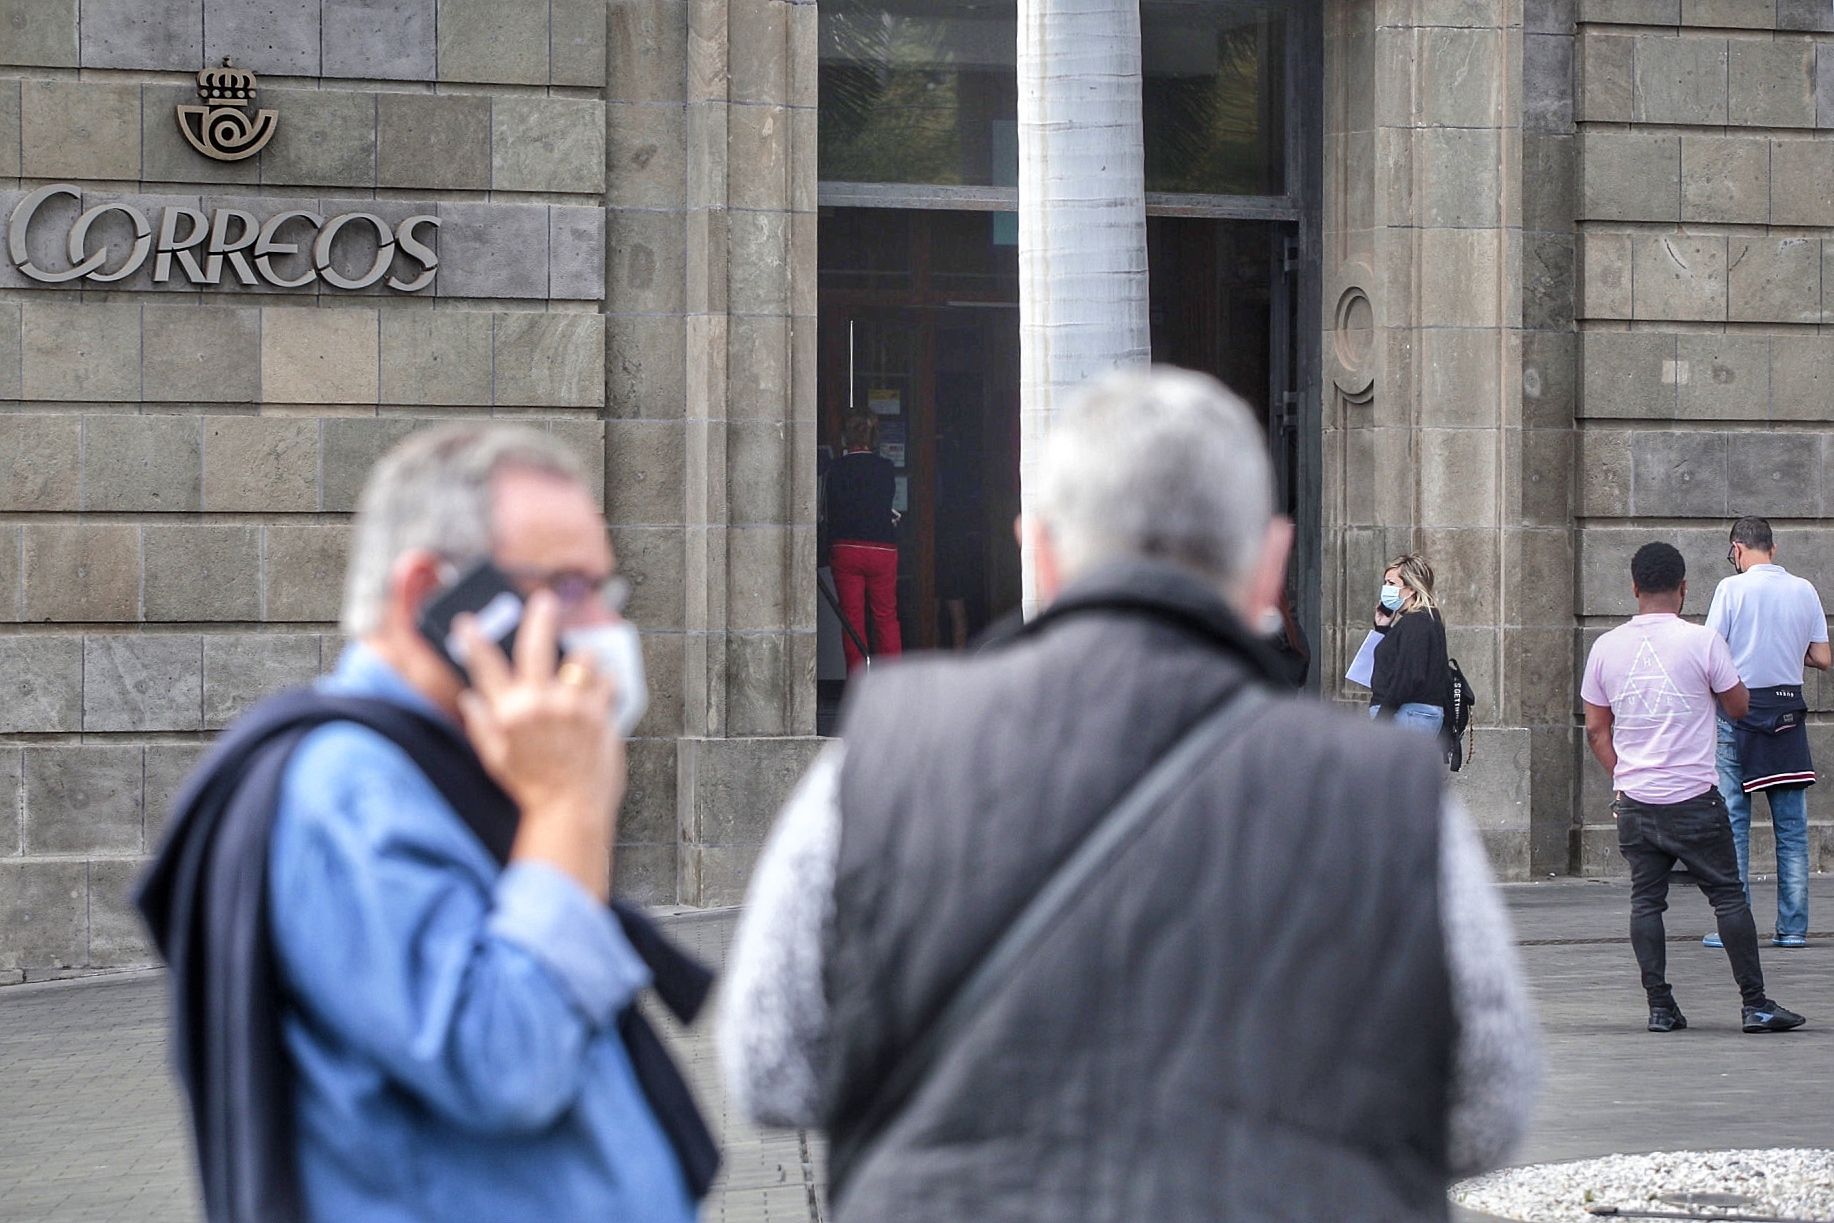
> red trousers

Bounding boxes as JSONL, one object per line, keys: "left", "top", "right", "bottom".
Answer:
{"left": 831, "top": 541, "right": 901, "bottom": 672}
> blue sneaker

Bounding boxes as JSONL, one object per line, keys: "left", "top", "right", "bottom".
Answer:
{"left": 1703, "top": 932, "right": 1723, "bottom": 949}
{"left": 1773, "top": 934, "right": 1808, "bottom": 949}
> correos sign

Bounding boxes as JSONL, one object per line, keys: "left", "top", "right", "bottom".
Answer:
{"left": 6, "top": 184, "right": 440, "bottom": 292}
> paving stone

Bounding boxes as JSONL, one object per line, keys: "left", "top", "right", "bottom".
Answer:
{"left": 379, "top": 310, "right": 492, "bottom": 406}
{"left": 322, "top": 0, "right": 435, "bottom": 80}
{"left": 83, "top": 635, "right": 203, "bottom": 733}
{"left": 320, "top": 418, "right": 425, "bottom": 512}
{"left": 202, "top": 416, "right": 319, "bottom": 512}
{"left": 1728, "top": 235, "right": 1819, "bottom": 324}
{"left": 550, "top": 207, "right": 608, "bottom": 301}
{"left": 1580, "top": 331, "right": 1679, "bottom": 419}
{"left": 492, "top": 97, "right": 606, "bottom": 195}
{"left": 0, "top": 414, "right": 80, "bottom": 512}
{"left": 259, "top": 88, "right": 376, "bottom": 189}
{"left": 0, "top": 861, "right": 85, "bottom": 970}
{"left": 82, "top": 415, "right": 201, "bottom": 513}
{"left": 20, "top": 302, "right": 141, "bottom": 403}
{"left": 1633, "top": 34, "right": 1728, "bottom": 125}
{"left": 263, "top": 526, "right": 349, "bottom": 623}
{"left": 80, "top": 0, "right": 200, "bottom": 69}
{"left": 1728, "top": 38, "right": 1814, "bottom": 128}
{"left": 433, "top": 203, "right": 549, "bottom": 299}
{"left": 23, "top": 745, "right": 144, "bottom": 856}
{"left": 1631, "top": 431, "right": 1727, "bottom": 517}
{"left": 141, "top": 305, "right": 261, "bottom": 403}
{"left": 260, "top": 306, "right": 380, "bottom": 405}
{"left": 202, "top": 633, "right": 320, "bottom": 729}
{"left": 1681, "top": 135, "right": 1767, "bottom": 225}
{"left": 1771, "top": 138, "right": 1834, "bottom": 226}
{"left": 21, "top": 525, "right": 140, "bottom": 623}
{"left": 438, "top": 0, "right": 547, "bottom": 84}
{"left": 377, "top": 93, "right": 489, "bottom": 191}
{"left": 1632, "top": 233, "right": 1726, "bottom": 322}
{"left": 1727, "top": 432, "right": 1822, "bottom": 518}
{"left": 493, "top": 312, "right": 605, "bottom": 408}
{"left": 0, "top": 636, "right": 81, "bottom": 734}
{"left": 552, "top": 0, "right": 609, "bottom": 86}
{"left": 0, "top": 0, "right": 78, "bottom": 67}
{"left": 1676, "top": 333, "right": 1769, "bottom": 421}
{"left": 141, "top": 524, "right": 261, "bottom": 622}
{"left": 203, "top": 0, "right": 320, "bottom": 76}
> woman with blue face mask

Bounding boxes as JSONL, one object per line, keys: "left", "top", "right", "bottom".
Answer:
{"left": 1369, "top": 553, "right": 1449, "bottom": 739}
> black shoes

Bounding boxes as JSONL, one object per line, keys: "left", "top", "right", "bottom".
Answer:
{"left": 1742, "top": 1001, "right": 1807, "bottom": 1033}
{"left": 1647, "top": 1003, "right": 1688, "bottom": 1032}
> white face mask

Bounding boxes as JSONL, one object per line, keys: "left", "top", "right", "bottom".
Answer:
{"left": 1257, "top": 607, "right": 1283, "bottom": 636}
{"left": 560, "top": 622, "right": 649, "bottom": 739}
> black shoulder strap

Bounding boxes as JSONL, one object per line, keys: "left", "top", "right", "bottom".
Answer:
{"left": 834, "top": 683, "right": 1270, "bottom": 1204}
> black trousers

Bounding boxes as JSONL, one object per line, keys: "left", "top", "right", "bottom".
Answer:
{"left": 1614, "top": 788, "right": 1767, "bottom": 1008}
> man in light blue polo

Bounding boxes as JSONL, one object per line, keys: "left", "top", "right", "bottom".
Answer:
{"left": 1704, "top": 515, "right": 1830, "bottom": 950}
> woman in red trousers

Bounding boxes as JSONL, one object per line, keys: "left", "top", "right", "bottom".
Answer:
{"left": 827, "top": 414, "right": 901, "bottom": 672}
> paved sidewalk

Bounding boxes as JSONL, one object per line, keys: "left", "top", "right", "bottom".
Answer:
{"left": 3, "top": 878, "right": 1832, "bottom": 1223}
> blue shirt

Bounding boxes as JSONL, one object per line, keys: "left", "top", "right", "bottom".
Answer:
{"left": 268, "top": 645, "right": 696, "bottom": 1223}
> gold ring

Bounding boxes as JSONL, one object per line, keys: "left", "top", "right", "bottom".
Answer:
{"left": 557, "top": 661, "right": 594, "bottom": 688}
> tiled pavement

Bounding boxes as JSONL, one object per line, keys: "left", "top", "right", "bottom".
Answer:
{"left": 5, "top": 879, "right": 1834, "bottom": 1222}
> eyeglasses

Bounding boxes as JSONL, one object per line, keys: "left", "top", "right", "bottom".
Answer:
{"left": 1727, "top": 545, "right": 1740, "bottom": 570}
{"left": 499, "top": 564, "right": 633, "bottom": 616}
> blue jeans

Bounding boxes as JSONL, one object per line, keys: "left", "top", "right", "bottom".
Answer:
{"left": 1716, "top": 717, "right": 1810, "bottom": 938}
{"left": 1370, "top": 703, "right": 1445, "bottom": 736}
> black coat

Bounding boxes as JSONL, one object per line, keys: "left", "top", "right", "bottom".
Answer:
{"left": 1371, "top": 607, "right": 1449, "bottom": 715}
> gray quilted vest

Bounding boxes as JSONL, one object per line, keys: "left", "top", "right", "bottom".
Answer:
{"left": 821, "top": 559, "right": 1454, "bottom": 1223}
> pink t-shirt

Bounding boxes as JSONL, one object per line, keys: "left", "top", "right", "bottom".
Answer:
{"left": 1581, "top": 613, "right": 1742, "bottom": 804}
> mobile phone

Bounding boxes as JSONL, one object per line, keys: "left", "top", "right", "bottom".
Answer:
{"left": 417, "top": 560, "right": 545, "bottom": 683}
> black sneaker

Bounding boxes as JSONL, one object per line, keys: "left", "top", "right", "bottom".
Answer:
{"left": 1742, "top": 1001, "right": 1806, "bottom": 1033}
{"left": 1648, "top": 1003, "right": 1687, "bottom": 1032}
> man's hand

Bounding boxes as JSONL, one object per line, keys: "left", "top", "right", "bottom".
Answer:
{"left": 456, "top": 591, "right": 625, "bottom": 901}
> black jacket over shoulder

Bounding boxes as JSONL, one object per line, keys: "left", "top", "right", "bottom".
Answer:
{"left": 1371, "top": 607, "right": 1449, "bottom": 715}
{"left": 822, "top": 559, "right": 1454, "bottom": 1223}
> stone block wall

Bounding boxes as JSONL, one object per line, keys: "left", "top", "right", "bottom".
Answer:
{"left": 0, "top": 0, "right": 821, "bottom": 977}
{"left": 1571, "top": 0, "right": 1834, "bottom": 870}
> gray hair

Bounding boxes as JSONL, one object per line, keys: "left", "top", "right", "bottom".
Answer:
{"left": 340, "top": 423, "right": 587, "bottom": 637}
{"left": 1034, "top": 366, "right": 1273, "bottom": 594}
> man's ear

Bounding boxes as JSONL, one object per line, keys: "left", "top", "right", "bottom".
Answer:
{"left": 388, "top": 549, "right": 446, "bottom": 632}
{"left": 1239, "top": 516, "right": 1293, "bottom": 624}
{"left": 1019, "top": 513, "right": 1064, "bottom": 605}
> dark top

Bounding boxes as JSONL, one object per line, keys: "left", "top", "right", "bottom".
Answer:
{"left": 1371, "top": 606, "right": 1448, "bottom": 715}
{"left": 823, "top": 559, "right": 1453, "bottom": 1222}
{"left": 827, "top": 450, "right": 897, "bottom": 544}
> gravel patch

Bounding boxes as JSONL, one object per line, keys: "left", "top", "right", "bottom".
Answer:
{"left": 1453, "top": 1149, "right": 1834, "bottom": 1221}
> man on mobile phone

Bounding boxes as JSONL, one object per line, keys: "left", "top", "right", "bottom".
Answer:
{"left": 137, "top": 425, "right": 712, "bottom": 1223}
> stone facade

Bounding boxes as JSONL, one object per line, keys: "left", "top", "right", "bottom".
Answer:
{"left": 1324, "top": 0, "right": 1834, "bottom": 879}
{"left": 0, "top": 0, "right": 819, "bottom": 979}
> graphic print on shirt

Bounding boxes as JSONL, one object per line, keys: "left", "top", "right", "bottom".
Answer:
{"left": 1612, "top": 634, "right": 1693, "bottom": 728}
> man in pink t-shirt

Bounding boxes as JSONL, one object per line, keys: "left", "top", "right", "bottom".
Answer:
{"left": 1581, "top": 542, "right": 1804, "bottom": 1035}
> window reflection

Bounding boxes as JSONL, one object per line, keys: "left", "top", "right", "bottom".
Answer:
{"left": 817, "top": 0, "right": 1288, "bottom": 196}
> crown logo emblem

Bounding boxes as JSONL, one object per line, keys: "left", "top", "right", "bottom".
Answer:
{"left": 175, "top": 58, "right": 278, "bottom": 162}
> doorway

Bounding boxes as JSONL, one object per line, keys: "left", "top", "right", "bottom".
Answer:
{"left": 816, "top": 207, "right": 1304, "bottom": 724}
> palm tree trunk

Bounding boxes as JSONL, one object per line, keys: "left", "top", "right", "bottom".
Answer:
{"left": 1017, "top": 0, "right": 1152, "bottom": 614}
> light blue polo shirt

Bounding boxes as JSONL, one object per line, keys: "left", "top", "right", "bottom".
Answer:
{"left": 1705, "top": 563, "right": 1829, "bottom": 687}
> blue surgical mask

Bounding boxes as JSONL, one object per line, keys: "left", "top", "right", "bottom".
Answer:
{"left": 1380, "top": 584, "right": 1406, "bottom": 612}
{"left": 560, "top": 622, "right": 649, "bottom": 738}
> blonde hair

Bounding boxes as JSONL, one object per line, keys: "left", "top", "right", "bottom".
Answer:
{"left": 1385, "top": 553, "right": 1439, "bottom": 616}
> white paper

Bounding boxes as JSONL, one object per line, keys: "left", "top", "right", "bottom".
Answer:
{"left": 1345, "top": 629, "right": 1381, "bottom": 689}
